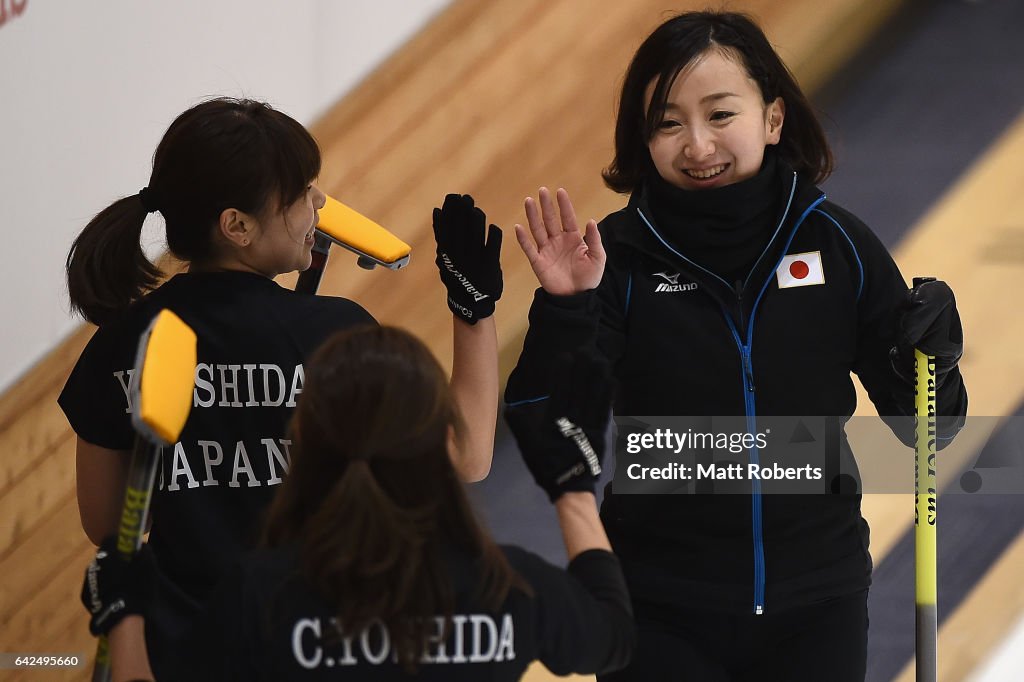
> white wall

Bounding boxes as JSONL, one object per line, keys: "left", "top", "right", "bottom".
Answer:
{"left": 0, "top": 0, "right": 451, "bottom": 391}
{"left": 969, "top": 612, "right": 1024, "bottom": 682}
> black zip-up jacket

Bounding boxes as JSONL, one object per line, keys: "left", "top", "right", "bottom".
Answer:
{"left": 505, "top": 169, "right": 967, "bottom": 615}
{"left": 188, "top": 546, "right": 634, "bottom": 680}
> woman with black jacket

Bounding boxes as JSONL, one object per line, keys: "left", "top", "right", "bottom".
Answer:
{"left": 82, "top": 326, "right": 635, "bottom": 680}
{"left": 505, "top": 10, "right": 967, "bottom": 681}
{"left": 61, "top": 98, "right": 503, "bottom": 679}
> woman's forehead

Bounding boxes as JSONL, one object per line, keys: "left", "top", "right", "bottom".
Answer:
{"left": 645, "top": 47, "right": 758, "bottom": 106}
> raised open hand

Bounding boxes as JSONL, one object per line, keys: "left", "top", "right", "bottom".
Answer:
{"left": 514, "top": 187, "right": 606, "bottom": 296}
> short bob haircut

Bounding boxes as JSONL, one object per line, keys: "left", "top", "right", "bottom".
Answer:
{"left": 603, "top": 10, "right": 833, "bottom": 193}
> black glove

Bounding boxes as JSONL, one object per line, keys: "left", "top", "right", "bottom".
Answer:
{"left": 433, "top": 194, "right": 503, "bottom": 324}
{"left": 504, "top": 350, "right": 613, "bottom": 501}
{"left": 891, "top": 278, "right": 963, "bottom": 386}
{"left": 80, "top": 537, "right": 157, "bottom": 636}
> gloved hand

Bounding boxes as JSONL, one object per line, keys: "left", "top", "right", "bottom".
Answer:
{"left": 891, "top": 278, "right": 963, "bottom": 386}
{"left": 504, "top": 350, "right": 613, "bottom": 501}
{"left": 80, "top": 537, "right": 157, "bottom": 636}
{"left": 433, "top": 194, "right": 503, "bottom": 324}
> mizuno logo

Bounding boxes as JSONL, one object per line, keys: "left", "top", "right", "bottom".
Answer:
{"left": 653, "top": 272, "right": 697, "bottom": 293}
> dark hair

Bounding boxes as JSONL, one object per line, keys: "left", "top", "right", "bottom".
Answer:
{"left": 66, "top": 97, "right": 321, "bottom": 325}
{"left": 603, "top": 10, "right": 833, "bottom": 193}
{"left": 263, "top": 326, "right": 528, "bottom": 672}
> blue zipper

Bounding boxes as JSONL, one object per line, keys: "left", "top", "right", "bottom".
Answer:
{"left": 724, "top": 317, "right": 766, "bottom": 614}
{"left": 736, "top": 191, "right": 827, "bottom": 614}
{"left": 637, "top": 176, "right": 826, "bottom": 615}
{"left": 742, "top": 344, "right": 765, "bottom": 615}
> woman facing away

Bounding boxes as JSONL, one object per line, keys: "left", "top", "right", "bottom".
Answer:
{"left": 82, "top": 325, "right": 635, "bottom": 681}
{"left": 61, "top": 97, "right": 503, "bottom": 679}
{"left": 505, "top": 10, "right": 967, "bottom": 681}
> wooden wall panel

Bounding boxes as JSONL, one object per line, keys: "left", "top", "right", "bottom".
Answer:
{"left": 0, "top": 437, "right": 76, "bottom": 560}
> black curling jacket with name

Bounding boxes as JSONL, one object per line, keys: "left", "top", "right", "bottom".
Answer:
{"left": 189, "top": 546, "right": 634, "bottom": 681}
{"left": 59, "top": 270, "right": 376, "bottom": 679}
{"left": 505, "top": 168, "right": 967, "bottom": 615}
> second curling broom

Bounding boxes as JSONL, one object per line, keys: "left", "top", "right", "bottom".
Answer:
{"left": 914, "top": 276, "right": 938, "bottom": 682}
{"left": 296, "top": 194, "right": 411, "bottom": 294}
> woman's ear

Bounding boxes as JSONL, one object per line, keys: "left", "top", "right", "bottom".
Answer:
{"left": 766, "top": 97, "right": 785, "bottom": 145}
{"left": 218, "top": 208, "right": 256, "bottom": 247}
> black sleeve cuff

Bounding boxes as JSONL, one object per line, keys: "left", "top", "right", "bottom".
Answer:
{"left": 537, "top": 288, "right": 599, "bottom": 311}
{"left": 567, "top": 549, "right": 633, "bottom": 618}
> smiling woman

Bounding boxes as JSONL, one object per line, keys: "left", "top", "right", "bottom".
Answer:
{"left": 207, "top": 182, "right": 326, "bottom": 279}
{"left": 60, "top": 97, "right": 379, "bottom": 682}
{"left": 58, "top": 96, "right": 506, "bottom": 682}
{"left": 644, "top": 49, "right": 784, "bottom": 190}
{"left": 65, "top": 98, "right": 324, "bottom": 327}
{"left": 506, "top": 9, "right": 967, "bottom": 682}
{"left": 604, "top": 11, "right": 832, "bottom": 195}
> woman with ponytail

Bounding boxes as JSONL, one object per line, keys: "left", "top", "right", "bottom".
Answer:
{"left": 61, "top": 98, "right": 504, "bottom": 681}
{"left": 85, "top": 326, "right": 634, "bottom": 680}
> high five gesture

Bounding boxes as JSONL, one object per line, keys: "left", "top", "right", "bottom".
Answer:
{"left": 515, "top": 187, "right": 605, "bottom": 295}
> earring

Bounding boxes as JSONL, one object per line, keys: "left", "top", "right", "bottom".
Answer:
{"left": 242, "top": 238, "right": 249, "bottom": 245}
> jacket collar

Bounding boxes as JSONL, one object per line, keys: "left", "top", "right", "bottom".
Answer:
{"left": 606, "top": 166, "right": 826, "bottom": 299}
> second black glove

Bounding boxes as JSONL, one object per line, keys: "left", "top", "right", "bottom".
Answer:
{"left": 433, "top": 194, "right": 503, "bottom": 324}
{"left": 80, "top": 536, "right": 157, "bottom": 636}
{"left": 891, "top": 278, "right": 963, "bottom": 387}
{"left": 504, "top": 350, "right": 613, "bottom": 502}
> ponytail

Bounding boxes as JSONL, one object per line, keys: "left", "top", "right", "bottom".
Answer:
{"left": 296, "top": 460, "right": 444, "bottom": 671}
{"left": 66, "top": 193, "right": 161, "bottom": 326}
{"left": 262, "top": 326, "right": 530, "bottom": 673}
{"left": 66, "top": 97, "right": 322, "bottom": 326}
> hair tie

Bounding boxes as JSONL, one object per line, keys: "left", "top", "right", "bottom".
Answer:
{"left": 138, "top": 187, "right": 160, "bottom": 214}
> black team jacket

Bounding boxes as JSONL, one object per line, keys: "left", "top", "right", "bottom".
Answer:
{"left": 505, "top": 168, "right": 967, "bottom": 615}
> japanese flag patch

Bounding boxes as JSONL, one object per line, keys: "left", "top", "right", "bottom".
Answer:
{"left": 776, "top": 251, "right": 824, "bottom": 289}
